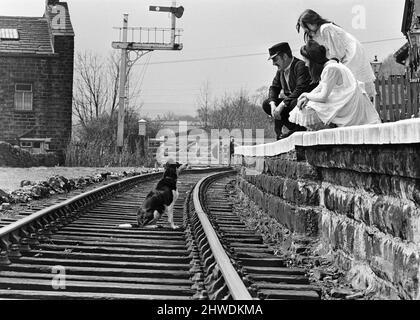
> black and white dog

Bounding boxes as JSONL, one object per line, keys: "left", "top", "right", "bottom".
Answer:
{"left": 119, "top": 160, "right": 188, "bottom": 229}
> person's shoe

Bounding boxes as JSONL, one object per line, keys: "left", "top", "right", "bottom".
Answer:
{"left": 278, "top": 131, "right": 294, "bottom": 140}
{"left": 278, "top": 127, "right": 306, "bottom": 140}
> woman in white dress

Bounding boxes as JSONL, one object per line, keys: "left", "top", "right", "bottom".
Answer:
{"left": 296, "top": 9, "right": 376, "bottom": 100}
{"left": 289, "top": 40, "right": 381, "bottom": 129}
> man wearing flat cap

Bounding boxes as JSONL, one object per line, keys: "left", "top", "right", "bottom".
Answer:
{"left": 262, "top": 42, "right": 314, "bottom": 140}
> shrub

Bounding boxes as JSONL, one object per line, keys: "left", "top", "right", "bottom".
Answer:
{"left": 0, "top": 141, "right": 59, "bottom": 167}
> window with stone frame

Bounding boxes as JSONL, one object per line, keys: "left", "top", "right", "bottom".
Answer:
{"left": 20, "top": 141, "right": 32, "bottom": 148}
{"left": 14, "top": 83, "right": 33, "bottom": 111}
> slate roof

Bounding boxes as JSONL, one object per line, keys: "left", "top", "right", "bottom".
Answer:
{"left": 0, "top": 1, "right": 74, "bottom": 55}
{"left": 0, "top": 16, "right": 53, "bottom": 54}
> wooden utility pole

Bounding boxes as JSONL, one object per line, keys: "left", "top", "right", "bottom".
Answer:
{"left": 112, "top": 3, "right": 184, "bottom": 153}
{"left": 117, "top": 14, "right": 128, "bottom": 152}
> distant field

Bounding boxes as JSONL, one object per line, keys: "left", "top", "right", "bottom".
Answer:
{"left": 0, "top": 167, "right": 144, "bottom": 193}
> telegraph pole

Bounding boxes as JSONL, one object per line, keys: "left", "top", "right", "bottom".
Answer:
{"left": 117, "top": 14, "right": 128, "bottom": 152}
{"left": 170, "top": 0, "right": 176, "bottom": 47}
{"left": 112, "top": 3, "right": 184, "bottom": 153}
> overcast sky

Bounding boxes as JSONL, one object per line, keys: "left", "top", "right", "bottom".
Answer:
{"left": 2, "top": 0, "right": 407, "bottom": 118}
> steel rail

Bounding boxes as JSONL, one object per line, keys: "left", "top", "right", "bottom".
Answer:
{"left": 0, "top": 168, "right": 231, "bottom": 261}
{"left": 192, "top": 170, "right": 253, "bottom": 300}
{"left": 0, "top": 172, "right": 161, "bottom": 239}
{"left": 0, "top": 168, "right": 320, "bottom": 300}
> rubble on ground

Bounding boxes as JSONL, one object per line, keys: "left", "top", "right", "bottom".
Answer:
{"left": 0, "top": 168, "right": 162, "bottom": 210}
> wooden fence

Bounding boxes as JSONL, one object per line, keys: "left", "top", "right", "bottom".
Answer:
{"left": 375, "top": 76, "right": 420, "bottom": 122}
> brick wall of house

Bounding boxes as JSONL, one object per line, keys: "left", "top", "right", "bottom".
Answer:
{"left": 0, "top": 55, "right": 54, "bottom": 144}
{"left": 0, "top": 1, "right": 74, "bottom": 157}
{"left": 0, "top": 46, "right": 73, "bottom": 152}
{"left": 0, "top": 41, "right": 73, "bottom": 155}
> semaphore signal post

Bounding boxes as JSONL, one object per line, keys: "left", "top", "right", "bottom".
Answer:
{"left": 112, "top": 2, "right": 184, "bottom": 153}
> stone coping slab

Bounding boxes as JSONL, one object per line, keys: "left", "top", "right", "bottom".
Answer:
{"left": 235, "top": 118, "right": 420, "bottom": 157}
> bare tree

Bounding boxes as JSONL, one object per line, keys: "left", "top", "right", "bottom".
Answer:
{"left": 73, "top": 52, "right": 108, "bottom": 129}
{"left": 107, "top": 52, "right": 121, "bottom": 119}
{"left": 73, "top": 50, "right": 145, "bottom": 130}
{"left": 206, "top": 89, "right": 275, "bottom": 138}
{"left": 155, "top": 111, "right": 178, "bottom": 121}
{"left": 196, "top": 80, "right": 213, "bottom": 130}
{"left": 379, "top": 54, "right": 406, "bottom": 79}
{"left": 252, "top": 85, "right": 269, "bottom": 106}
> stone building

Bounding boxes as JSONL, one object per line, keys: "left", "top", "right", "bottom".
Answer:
{"left": 395, "top": 0, "right": 420, "bottom": 78}
{"left": 0, "top": 0, "right": 74, "bottom": 157}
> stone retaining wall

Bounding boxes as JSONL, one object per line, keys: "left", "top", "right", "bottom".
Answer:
{"left": 0, "top": 141, "right": 59, "bottom": 167}
{"left": 236, "top": 143, "right": 420, "bottom": 299}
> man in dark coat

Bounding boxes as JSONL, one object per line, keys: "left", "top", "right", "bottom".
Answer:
{"left": 262, "top": 42, "right": 314, "bottom": 140}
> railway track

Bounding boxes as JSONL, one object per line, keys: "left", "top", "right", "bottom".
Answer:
{"left": 200, "top": 176, "right": 320, "bottom": 300}
{"left": 0, "top": 168, "right": 320, "bottom": 300}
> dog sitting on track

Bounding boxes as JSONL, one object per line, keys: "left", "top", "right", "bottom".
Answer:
{"left": 118, "top": 159, "right": 189, "bottom": 229}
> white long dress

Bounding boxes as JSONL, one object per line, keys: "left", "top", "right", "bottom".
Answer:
{"left": 289, "top": 60, "right": 381, "bottom": 128}
{"left": 312, "top": 23, "right": 376, "bottom": 98}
